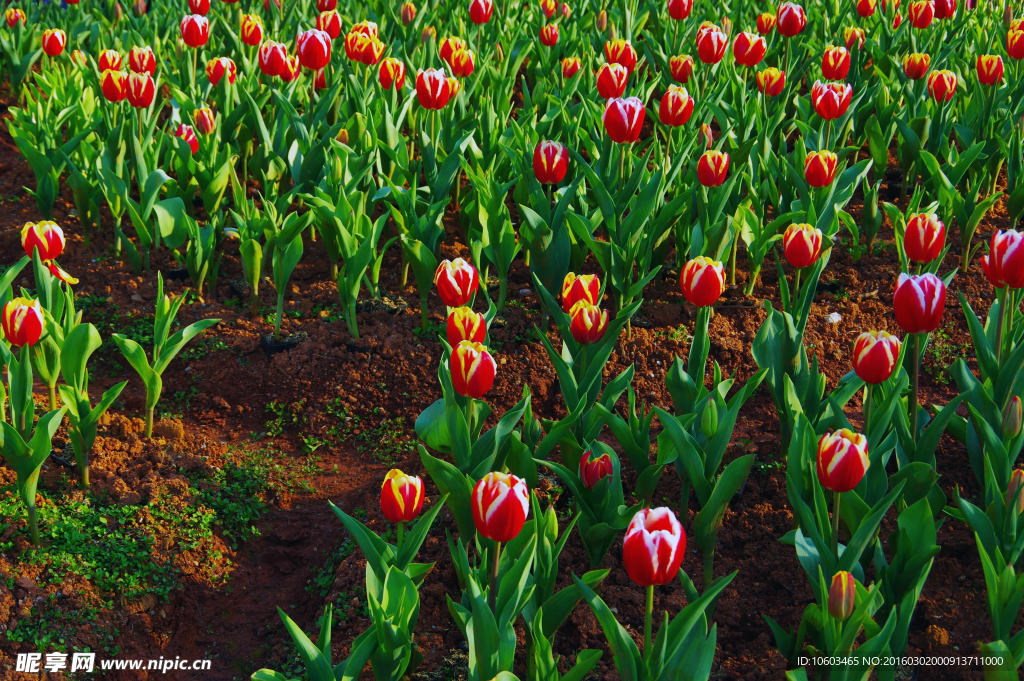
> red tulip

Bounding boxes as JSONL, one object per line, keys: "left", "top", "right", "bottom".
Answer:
{"left": 100, "top": 70, "right": 128, "bottom": 102}
{"left": 99, "top": 49, "right": 122, "bottom": 71}
{"left": 977, "top": 55, "right": 1004, "bottom": 85}
{"left": 2, "top": 298, "right": 44, "bottom": 348}
{"left": 471, "top": 472, "right": 529, "bottom": 542}
{"left": 447, "top": 307, "right": 486, "bottom": 346}
{"left": 259, "top": 41, "right": 288, "bottom": 77}
{"left": 893, "top": 272, "right": 946, "bottom": 333}
{"left": 318, "top": 0, "right": 337, "bottom": 10}
{"left": 757, "top": 12, "right": 777, "bottom": 33}
{"left": 696, "top": 26, "right": 728, "bottom": 64}
{"left": 206, "top": 57, "right": 236, "bottom": 86}
{"left": 579, "top": 451, "right": 614, "bottom": 490}
{"left": 659, "top": 85, "right": 693, "bottom": 126}
{"left": 908, "top": 0, "right": 934, "bottom": 27}
{"left": 435, "top": 258, "right": 479, "bottom": 306}
{"left": 981, "top": 230, "right": 1024, "bottom": 289}
{"left": 857, "top": 0, "right": 877, "bottom": 14}
{"left": 667, "top": 0, "right": 693, "bottom": 20}
{"left": 844, "top": 27, "right": 865, "bottom": 50}
{"left": 42, "top": 29, "right": 66, "bottom": 57}
{"left": 71, "top": 50, "right": 87, "bottom": 67}
{"left": 1009, "top": 30, "right": 1024, "bottom": 60}
{"left": 927, "top": 69, "right": 957, "bottom": 101}
{"left": 540, "top": 23, "right": 559, "bottom": 46}
{"left": 194, "top": 107, "right": 216, "bottom": 134}
{"left": 21, "top": 221, "right": 66, "bottom": 261}
{"left": 561, "top": 272, "right": 600, "bottom": 312}
{"left": 602, "top": 97, "right": 646, "bottom": 144}
{"left": 540, "top": 0, "right": 557, "bottom": 17}
{"left": 401, "top": 2, "right": 417, "bottom": 23}
{"left": 188, "top": 0, "right": 209, "bottom": 14}
{"left": 680, "top": 256, "right": 726, "bottom": 306}
{"left": 904, "top": 213, "right": 946, "bottom": 263}
{"left": 821, "top": 46, "right": 850, "bottom": 80}
{"left": 350, "top": 20, "right": 379, "bottom": 38}
{"left": 180, "top": 14, "right": 210, "bottom": 48}
{"left": 811, "top": 80, "right": 853, "bottom": 119}
{"left": 777, "top": 2, "right": 807, "bottom": 36}
{"left": 379, "top": 58, "right": 406, "bottom": 89}
{"left": 561, "top": 57, "right": 582, "bottom": 78}
{"left": 596, "top": 63, "right": 629, "bottom": 98}
{"left": 733, "top": 31, "right": 766, "bottom": 67}
{"left": 298, "top": 29, "right": 332, "bottom": 70}
{"left": 450, "top": 49, "right": 475, "bottom": 77}
{"left": 804, "top": 150, "right": 838, "bottom": 187}
{"left": 469, "top": 0, "right": 493, "bottom": 24}
{"left": 605, "top": 39, "right": 637, "bottom": 73}
{"left": 934, "top": 0, "right": 955, "bottom": 17}
{"left": 129, "top": 45, "right": 156, "bottom": 75}
{"left": 279, "top": 56, "right": 301, "bottom": 82}
{"left": 622, "top": 507, "right": 686, "bottom": 586}
{"left": 697, "top": 150, "right": 729, "bottom": 187}
{"left": 783, "top": 223, "right": 823, "bottom": 269}
{"left": 903, "top": 52, "right": 930, "bottom": 79}
{"left": 317, "top": 11, "right": 342, "bottom": 40}
{"left": 4, "top": 9, "right": 25, "bottom": 27}
{"left": 381, "top": 469, "right": 425, "bottom": 523}
{"left": 174, "top": 123, "right": 199, "bottom": 154}
{"left": 416, "top": 68, "right": 453, "bottom": 109}
{"left": 314, "top": 68, "right": 329, "bottom": 90}
{"left": 851, "top": 330, "right": 902, "bottom": 384}
{"left": 817, "top": 429, "right": 869, "bottom": 492}
{"left": 127, "top": 72, "right": 155, "bottom": 108}
{"left": 1008, "top": 468, "right": 1024, "bottom": 514}
{"left": 829, "top": 572, "right": 856, "bottom": 620}
{"left": 569, "top": 301, "right": 609, "bottom": 344}
{"left": 891, "top": 12, "right": 904, "bottom": 28}
{"left": 439, "top": 36, "right": 467, "bottom": 65}
{"left": 757, "top": 67, "right": 786, "bottom": 96}
{"left": 533, "top": 140, "right": 569, "bottom": 185}
{"left": 670, "top": 54, "right": 694, "bottom": 83}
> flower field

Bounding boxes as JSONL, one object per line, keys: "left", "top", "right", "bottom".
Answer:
{"left": 0, "top": 0, "right": 1022, "bottom": 677}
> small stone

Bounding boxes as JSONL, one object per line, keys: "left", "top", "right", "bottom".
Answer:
{"left": 14, "top": 577, "right": 35, "bottom": 591}
{"left": 131, "top": 294, "right": 144, "bottom": 302}
{"left": 826, "top": 312, "right": 842, "bottom": 323}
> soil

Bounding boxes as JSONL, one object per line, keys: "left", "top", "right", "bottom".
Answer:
{"left": 0, "top": 84, "right": 1008, "bottom": 681}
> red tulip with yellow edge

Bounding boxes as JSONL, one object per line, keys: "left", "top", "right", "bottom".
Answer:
{"left": 680, "top": 257, "right": 725, "bottom": 307}
{"left": 380, "top": 469, "right": 425, "bottom": 523}
{"left": 42, "top": 29, "right": 66, "bottom": 57}
{"left": 451, "top": 340, "right": 497, "bottom": 398}
{"left": 127, "top": 72, "right": 155, "bottom": 108}
{"left": 782, "top": 223, "right": 823, "bottom": 269}
{"left": 903, "top": 52, "right": 930, "bottom": 79}
{"left": 435, "top": 258, "right": 479, "bottom": 307}
{"left": 439, "top": 36, "right": 466, "bottom": 64}
{"left": 540, "top": 23, "right": 559, "bottom": 46}
{"left": 1009, "top": 30, "right": 1024, "bottom": 60}
{"left": 934, "top": 0, "right": 955, "bottom": 18}
{"left": 851, "top": 330, "right": 901, "bottom": 384}
{"left": 605, "top": 39, "right": 637, "bottom": 73}
{"left": 844, "top": 27, "right": 865, "bottom": 49}
{"left": 240, "top": 14, "right": 263, "bottom": 46}
{"left": 829, "top": 572, "right": 856, "bottom": 620}
{"left": 21, "top": 221, "right": 66, "bottom": 261}
{"left": 569, "top": 301, "right": 609, "bottom": 344}
{"left": 696, "top": 26, "right": 727, "bottom": 64}
{"left": 206, "top": 57, "right": 236, "bottom": 86}
{"left": 697, "top": 150, "right": 729, "bottom": 187}
{"left": 927, "top": 69, "right": 957, "bottom": 101}
{"left": 908, "top": 0, "right": 934, "bottom": 27}
{"left": 175, "top": 123, "right": 199, "bottom": 154}
{"left": 562, "top": 57, "right": 581, "bottom": 78}
{"left": 811, "top": 80, "right": 852, "bottom": 119}
{"left": 1008, "top": 469, "right": 1024, "bottom": 515}
{"left": 817, "top": 429, "right": 869, "bottom": 493}
{"left": 733, "top": 32, "right": 766, "bottom": 67}
{"left": 602, "top": 97, "right": 645, "bottom": 143}
{"left": 668, "top": 0, "right": 693, "bottom": 20}
{"left": 100, "top": 70, "right": 128, "bottom": 102}
{"left": 447, "top": 307, "right": 486, "bottom": 346}
{"left": 670, "top": 55, "right": 694, "bottom": 83}
{"left": 279, "top": 56, "right": 301, "bottom": 82}
{"left": 595, "top": 63, "right": 628, "bottom": 98}
{"left": 317, "top": 10, "right": 342, "bottom": 40}
{"left": 129, "top": 45, "right": 156, "bottom": 75}
{"left": 777, "top": 1, "right": 807, "bottom": 35}
{"left": 821, "top": 46, "right": 850, "bottom": 80}
{"left": 757, "top": 12, "right": 777, "bottom": 33}
{"left": 472, "top": 472, "right": 529, "bottom": 542}
{"left": 757, "top": 67, "right": 785, "bottom": 96}
{"left": 350, "top": 20, "right": 378, "bottom": 37}
{"left": 194, "top": 107, "right": 216, "bottom": 135}
{"left": 450, "top": 49, "right": 475, "bottom": 77}
{"left": 540, "top": 0, "right": 557, "bottom": 18}
{"left": 2, "top": 298, "right": 43, "bottom": 348}
{"left": 71, "top": 50, "right": 87, "bottom": 67}
{"left": 401, "top": 2, "right": 417, "bottom": 23}
{"left": 561, "top": 273, "right": 600, "bottom": 312}
{"left": 45, "top": 261, "right": 78, "bottom": 286}
{"left": 98, "top": 50, "right": 121, "bottom": 72}
{"left": 533, "top": 140, "right": 569, "bottom": 185}
{"left": 579, "top": 451, "right": 614, "bottom": 490}
{"left": 804, "top": 150, "right": 838, "bottom": 187}
{"left": 904, "top": 213, "right": 945, "bottom": 263}
{"left": 659, "top": 85, "right": 693, "bottom": 126}
{"left": 416, "top": 68, "right": 452, "bottom": 109}
{"left": 977, "top": 55, "right": 1004, "bottom": 85}
{"left": 298, "top": 29, "right": 332, "bottom": 70}
{"left": 5, "top": 9, "right": 25, "bottom": 27}
{"left": 379, "top": 58, "right": 406, "bottom": 89}
{"left": 180, "top": 14, "right": 209, "bottom": 48}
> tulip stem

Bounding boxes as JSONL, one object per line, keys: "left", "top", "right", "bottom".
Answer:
{"left": 792, "top": 269, "right": 802, "bottom": 309}
{"left": 47, "top": 383, "right": 56, "bottom": 411}
{"left": 831, "top": 489, "right": 841, "bottom": 557}
{"left": 911, "top": 333, "right": 921, "bottom": 440}
{"left": 643, "top": 584, "right": 653, "bottom": 661}
{"left": 27, "top": 504, "right": 40, "bottom": 547}
{"left": 996, "top": 286, "right": 1007, "bottom": 367}
{"left": 863, "top": 383, "right": 873, "bottom": 436}
{"left": 489, "top": 541, "right": 502, "bottom": 613}
{"left": 396, "top": 521, "right": 404, "bottom": 554}
{"left": 466, "top": 397, "right": 476, "bottom": 433}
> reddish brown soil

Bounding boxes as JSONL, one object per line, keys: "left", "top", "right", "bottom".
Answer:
{"left": 0, "top": 92, "right": 1008, "bottom": 681}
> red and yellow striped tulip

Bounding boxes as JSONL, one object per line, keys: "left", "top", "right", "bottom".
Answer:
{"left": 240, "top": 14, "right": 263, "bottom": 46}
{"left": 533, "top": 140, "right": 569, "bottom": 184}
{"left": 317, "top": 10, "right": 342, "bottom": 40}
{"left": 129, "top": 45, "right": 156, "bottom": 75}
{"left": 21, "top": 221, "right": 66, "bottom": 261}
{"left": 757, "top": 12, "right": 777, "bottom": 33}
{"left": 194, "top": 107, "right": 216, "bottom": 135}
{"left": 782, "top": 223, "right": 823, "bottom": 269}
{"left": 804, "top": 150, "right": 838, "bottom": 187}
{"left": 379, "top": 58, "right": 406, "bottom": 89}
{"left": 893, "top": 272, "right": 946, "bottom": 333}
{"left": 446, "top": 307, "right": 486, "bottom": 346}
{"left": 380, "top": 469, "right": 425, "bottom": 523}
{"left": 828, "top": 572, "right": 856, "bottom": 620}
{"left": 100, "top": 69, "right": 129, "bottom": 102}
{"left": 817, "top": 429, "right": 869, "bottom": 492}
{"left": 127, "top": 72, "right": 155, "bottom": 108}
{"left": 851, "top": 330, "right": 901, "bottom": 384}
{"left": 680, "top": 256, "right": 726, "bottom": 307}
{"left": 579, "top": 451, "right": 614, "bottom": 490}
{"left": 756, "top": 67, "right": 785, "bottom": 96}
{"left": 2, "top": 298, "right": 44, "bottom": 348}
{"left": 561, "top": 273, "right": 600, "bottom": 312}
{"left": 669, "top": 54, "right": 694, "bottom": 83}
{"left": 697, "top": 150, "right": 729, "bottom": 187}
{"left": 416, "top": 67, "right": 452, "bottom": 109}
{"left": 977, "top": 55, "right": 1004, "bottom": 85}
{"left": 604, "top": 39, "right": 637, "bottom": 73}
{"left": 821, "top": 46, "right": 850, "bottom": 80}
{"left": 904, "top": 213, "right": 945, "bottom": 263}
{"left": 902, "top": 52, "right": 930, "bottom": 79}
{"left": 569, "top": 301, "right": 609, "bottom": 344}
{"left": 659, "top": 85, "right": 694, "bottom": 126}
{"left": 561, "top": 57, "right": 582, "bottom": 78}
{"left": 927, "top": 69, "right": 957, "bottom": 101}
{"left": 435, "top": 258, "right": 479, "bottom": 307}
{"left": 450, "top": 48, "right": 475, "bottom": 77}
{"left": 42, "top": 29, "right": 66, "bottom": 57}
{"left": 472, "top": 472, "right": 529, "bottom": 542}
{"left": 596, "top": 62, "right": 629, "bottom": 98}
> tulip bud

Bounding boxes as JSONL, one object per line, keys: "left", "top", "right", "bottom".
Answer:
{"left": 469, "top": 0, "right": 493, "bottom": 24}
{"left": 401, "top": 2, "right": 417, "bottom": 23}
{"left": 777, "top": 1, "right": 807, "bottom": 36}
{"left": 180, "top": 14, "right": 210, "bottom": 48}
{"left": 446, "top": 306, "right": 486, "bottom": 346}
{"left": 174, "top": 123, "right": 199, "bottom": 155}
{"left": 733, "top": 32, "right": 766, "bottom": 67}
{"left": 605, "top": 39, "right": 637, "bottom": 73}
{"left": 623, "top": 507, "right": 686, "bottom": 586}
{"left": 595, "top": 63, "right": 629, "bottom": 99}
{"left": 1004, "top": 0, "right": 1014, "bottom": 27}
{"left": 206, "top": 57, "right": 237, "bottom": 87}
{"left": 597, "top": 9, "right": 608, "bottom": 31}
{"left": 1008, "top": 468, "right": 1024, "bottom": 514}
{"left": 844, "top": 27, "right": 865, "bottom": 49}
{"left": 561, "top": 57, "right": 582, "bottom": 79}
{"left": 696, "top": 25, "right": 728, "bottom": 64}
{"left": 851, "top": 330, "right": 902, "bottom": 384}
{"left": 977, "top": 55, "right": 1004, "bottom": 86}
{"left": 1004, "top": 397, "right": 1023, "bottom": 440}
{"left": 756, "top": 67, "right": 786, "bottom": 96}
{"left": 667, "top": 0, "right": 693, "bottom": 20}
{"left": 697, "top": 150, "right": 730, "bottom": 187}
{"left": 817, "top": 429, "right": 870, "bottom": 492}
{"left": 127, "top": 72, "right": 155, "bottom": 108}
{"left": 495, "top": 41, "right": 504, "bottom": 62}
{"left": 893, "top": 273, "right": 946, "bottom": 334}
{"left": 129, "top": 45, "right": 156, "bottom": 75}
{"left": 821, "top": 46, "right": 850, "bottom": 80}
{"left": 757, "top": 12, "right": 777, "bottom": 33}
{"left": 422, "top": 26, "right": 436, "bottom": 43}
{"left": 540, "top": 23, "right": 559, "bottom": 46}
{"left": 669, "top": 54, "right": 694, "bottom": 83}
{"left": 132, "top": 0, "right": 146, "bottom": 16}
{"left": 21, "top": 221, "right": 66, "bottom": 261}
{"left": 680, "top": 256, "right": 726, "bottom": 307}
{"left": 540, "top": 0, "right": 557, "bottom": 18}
{"left": 472, "top": 472, "right": 529, "bottom": 541}
{"left": 99, "top": 49, "right": 122, "bottom": 72}
{"left": 700, "top": 123, "right": 713, "bottom": 148}
{"left": 804, "top": 150, "right": 838, "bottom": 187}
{"left": 2, "top": 298, "right": 44, "bottom": 348}
{"left": 828, "top": 571, "right": 856, "bottom": 620}
{"left": 783, "top": 223, "right": 823, "bottom": 269}
{"left": 904, "top": 213, "right": 946, "bottom": 263}
{"left": 1008, "top": 30, "right": 1024, "bottom": 60}
{"left": 811, "top": 80, "right": 853, "bottom": 120}
{"left": 114, "top": 2, "right": 123, "bottom": 22}
{"left": 434, "top": 258, "right": 479, "bottom": 306}
{"left": 903, "top": 52, "right": 931, "bottom": 80}
{"left": 451, "top": 340, "right": 496, "bottom": 398}
{"left": 450, "top": 49, "right": 475, "bottom": 77}
{"left": 927, "top": 69, "right": 957, "bottom": 101}
{"left": 533, "top": 140, "right": 569, "bottom": 185}
{"left": 241, "top": 14, "right": 264, "bottom": 46}
{"left": 379, "top": 58, "right": 406, "bottom": 90}
{"left": 579, "top": 451, "right": 614, "bottom": 490}
{"left": 4, "top": 8, "right": 25, "bottom": 27}
{"left": 194, "top": 107, "right": 216, "bottom": 135}
{"left": 569, "top": 301, "right": 609, "bottom": 344}
{"left": 659, "top": 85, "right": 694, "bottom": 127}
{"left": 602, "top": 97, "right": 646, "bottom": 144}
{"left": 298, "top": 29, "right": 333, "bottom": 70}
{"left": 42, "top": 29, "right": 66, "bottom": 57}
{"left": 981, "top": 229, "right": 1024, "bottom": 289}
{"left": 701, "top": 399, "right": 718, "bottom": 439}
{"left": 380, "top": 469, "right": 425, "bottom": 523}
{"left": 337, "top": 128, "right": 349, "bottom": 144}
{"left": 416, "top": 67, "right": 452, "bottom": 109}
{"left": 561, "top": 273, "right": 600, "bottom": 313}
{"left": 908, "top": 0, "right": 934, "bottom": 28}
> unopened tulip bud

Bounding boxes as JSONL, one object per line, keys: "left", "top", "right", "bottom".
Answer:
{"left": 828, "top": 571, "right": 856, "bottom": 620}
{"left": 569, "top": 301, "right": 609, "bottom": 344}
{"left": 622, "top": 508, "right": 686, "bottom": 586}
{"left": 133, "top": 0, "right": 146, "bottom": 16}
{"left": 380, "top": 469, "right": 425, "bottom": 523}
{"left": 597, "top": 9, "right": 607, "bottom": 31}
{"left": 447, "top": 306, "right": 486, "bottom": 345}
{"left": 561, "top": 272, "right": 600, "bottom": 312}
{"left": 421, "top": 26, "right": 436, "bottom": 43}
{"left": 851, "top": 330, "right": 901, "bottom": 384}
{"left": 337, "top": 128, "right": 349, "bottom": 144}
{"left": 1004, "top": 396, "right": 1022, "bottom": 440}
{"left": 579, "top": 451, "right": 614, "bottom": 490}
{"left": 701, "top": 399, "right": 718, "bottom": 439}
{"left": 1008, "top": 469, "right": 1024, "bottom": 514}
{"left": 194, "top": 107, "right": 216, "bottom": 134}
{"left": 817, "top": 429, "right": 869, "bottom": 492}
{"left": 2, "top": 297, "right": 44, "bottom": 348}
{"left": 401, "top": 1, "right": 416, "bottom": 23}
{"left": 434, "top": 258, "right": 479, "bottom": 307}
{"left": 680, "top": 256, "right": 726, "bottom": 307}
{"left": 21, "top": 220, "right": 66, "bottom": 261}
{"left": 451, "top": 341, "right": 496, "bottom": 398}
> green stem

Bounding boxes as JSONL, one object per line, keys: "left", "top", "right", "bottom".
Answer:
{"left": 793, "top": 269, "right": 802, "bottom": 310}
{"left": 145, "top": 405, "right": 154, "bottom": 439}
{"left": 347, "top": 301, "right": 359, "bottom": 339}
{"left": 643, "top": 584, "right": 654, "bottom": 661}
{"left": 47, "top": 383, "right": 56, "bottom": 411}
{"left": 80, "top": 463, "right": 90, "bottom": 489}
{"left": 275, "top": 291, "right": 284, "bottom": 343}
{"left": 497, "top": 276, "right": 507, "bottom": 312}
{"left": 831, "top": 489, "right": 841, "bottom": 558}
{"left": 27, "top": 504, "right": 40, "bottom": 546}
{"left": 467, "top": 397, "right": 477, "bottom": 434}
{"left": 397, "top": 521, "right": 404, "bottom": 554}
{"left": 489, "top": 541, "right": 502, "bottom": 613}
{"left": 996, "top": 286, "right": 1007, "bottom": 367}
{"left": 863, "top": 383, "right": 873, "bottom": 436}
{"left": 911, "top": 333, "right": 921, "bottom": 440}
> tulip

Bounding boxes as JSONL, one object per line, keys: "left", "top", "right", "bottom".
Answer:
{"left": 1009, "top": 468, "right": 1024, "bottom": 514}
{"left": 696, "top": 26, "right": 728, "bottom": 64}
{"left": 2, "top": 298, "right": 44, "bottom": 348}
{"left": 697, "top": 150, "right": 729, "bottom": 187}
{"left": 350, "top": 20, "right": 379, "bottom": 37}
{"left": 777, "top": 2, "right": 807, "bottom": 36}
{"left": 578, "top": 450, "right": 614, "bottom": 490}
{"left": 857, "top": 0, "right": 877, "bottom": 14}
{"left": 21, "top": 221, "right": 66, "bottom": 261}
{"left": 844, "top": 27, "right": 866, "bottom": 50}
{"left": 4, "top": 8, "right": 25, "bottom": 27}
{"left": 194, "top": 107, "right": 216, "bottom": 135}
{"left": 416, "top": 68, "right": 453, "bottom": 109}
{"left": 46, "top": 261, "right": 78, "bottom": 285}
{"left": 817, "top": 429, "right": 869, "bottom": 492}
{"left": 98, "top": 49, "right": 122, "bottom": 72}
{"left": 447, "top": 307, "right": 486, "bottom": 345}
{"left": 540, "top": 24, "right": 559, "bottom": 46}
{"left": 435, "top": 258, "right": 480, "bottom": 306}
{"left": 439, "top": 36, "right": 467, "bottom": 65}
{"left": 680, "top": 257, "right": 725, "bottom": 307}
{"left": 206, "top": 57, "right": 236, "bottom": 86}
{"left": 174, "top": 123, "right": 199, "bottom": 155}
{"left": 422, "top": 26, "right": 436, "bottom": 43}
{"left": 978, "top": 55, "right": 1004, "bottom": 85}
{"left": 71, "top": 50, "right": 87, "bottom": 67}
{"left": 561, "top": 273, "right": 600, "bottom": 312}
{"left": 470, "top": 0, "right": 493, "bottom": 24}
{"left": 533, "top": 140, "right": 569, "bottom": 185}
{"left": 596, "top": 63, "right": 629, "bottom": 98}
{"left": 380, "top": 469, "right": 425, "bottom": 523}
{"left": 597, "top": 9, "right": 608, "bottom": 30}
{"left": 904, "top": 213, "right": 945, "bottom": 263}
{"left": 279, "top": 56, "right": 301, "bottom": 82}
{"left": 472, "top": 471, "right": 529, "bottom": 542}
{"left": 450, "top": 49, "right": 475, "bottom": 77}
{"left": 757, "top": 12, "right": 777, "bottom": 33}
{"left": 1009, "top": 30, "right": 1024, "bottom": 60}
{"left": 670, "top": 54, "right": 694, "bottom": 83}
{"left": 927, "top": 69, "right": 957, "bottom": 101}
{"left": 804, "top": 150, "right": 838, "bottom": 187}
{"left": 700, "top": 123, "right": 714, "bottom": 149}
{"left": 893, "top": 272, "right": 946, "bottom": 333}
{"left": 263, "top": 0, "right": 280, "bottom": 11}
{"left": 602, "top": 97, "right": 645, "bottom": 144}
{"left": 659, "top": 85, "right": 693, "bottom": 127}
{"left": 356, "top": 37, "right": 387, "bottom": 66}
{"left": 379, "top": 58, "right": 406, "bottom": 89}
{"left": 828, "top": 572, "right": 856, "bottom": 620}
{"left": 757, "top": 67, "right": 785, "bottom": 96}
{"left": 100, "top": 70, "right": 128, "bottom": 102}
{"left": 401, "top": 1, "right": 417, "bottom": 23}
{"left": 317, "top": 11, "right": 342, "bottom": 40}
{"left": 259, "top": 41, "right": 288, "bottom": 77}
{"left": 903, "top": 52, "right": 930, "bottom": 79}
{"left": 733, "top": 32, "right": 766, "bottom": 67}
{"left": 126, "top": 72, "right": 155, "bottom": 108}
{"left": 447, "top": 76, "right": 462, "bottom": 98}
{"left": 569, "top": 299, "right": 610, "bottom": 344}
{"left": 881, "top": 0, "right": 901, "bottom": 13}
{"left": 851, "top": 330, "right": 902, "bottom": 385}
{"left": 188, "top": 0, "right": 210, "bottom": 13}
{"left": 540, "top": 0, "right": 557, "bottom": 18}
{"left": 622, "top": 507, "right": 686, "bottom": 587}
{"left": 783, "top": 223, "right": 823, "bottom": 269}
{"left": 298, "top": 29, "right": 332, "bottom": 70}
{"left": 668, "top": 0, "right": 693, "bottom": 20}
{"left": 42, "top": 29, "right": 66, "bottom": 57}
{"left": 561, "top": 57, "right": 581, "bottom": 78}
{"left": 811, "top": 80, "right": 853, "bottom": 120}
{"left": 934, "top": 0, "right": 955, "bottom": 17}
{"left": 180, "top": 15, "right": 209, "bottom": 48}
{"left": 605, "top": 39, "right": 637, "bottom": 73}
{"left": 129, "top": 46, "right": 156, "bottom": 75}
{"left": 981, "top": 229, "right": 1024, "bottom": 289}
{"left": 892, "top": 12, "right": 904, "bottom": 28}
{"left": 908, "top": 0, "right": 934, "bottom": 27}
{"left": 821, "top": 46, "right": 850, "bottom": 80}
{"left": 318, "top": 0, "right": 337, "bottom": 9}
